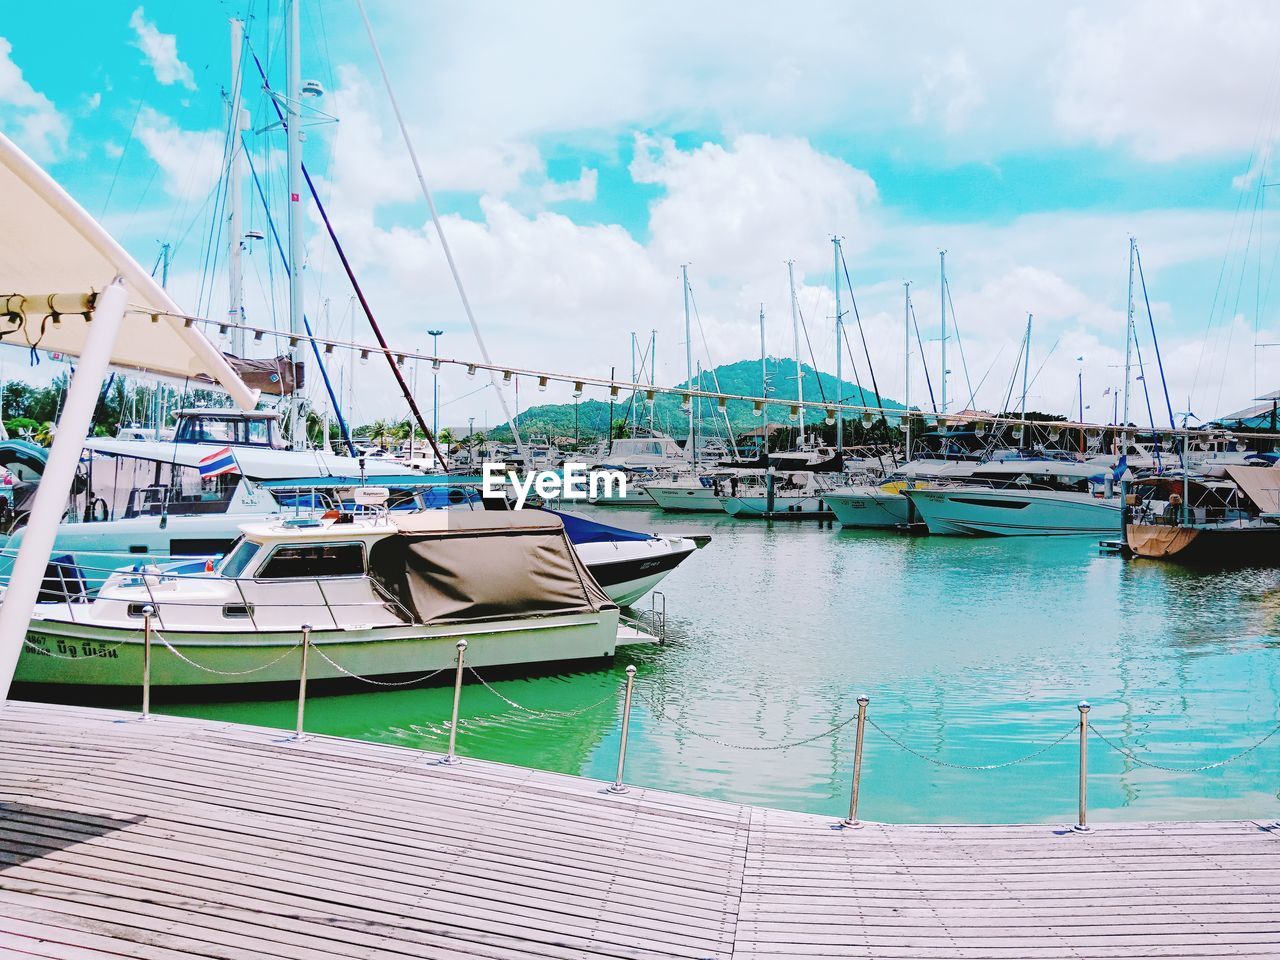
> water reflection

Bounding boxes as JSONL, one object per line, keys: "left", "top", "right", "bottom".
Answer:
{"left": 166, "top": 503, "right": 1280, "bottom": 824}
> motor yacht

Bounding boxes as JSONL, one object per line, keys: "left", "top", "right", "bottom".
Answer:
{"left": 15, "top": 509, "right": 649, "bottom": 696}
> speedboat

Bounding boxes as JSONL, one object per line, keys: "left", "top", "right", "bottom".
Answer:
{"left": 547, "top": 509, "right": 703, "bottom": 605}
{"left": 826, "top": 459, "right": 978, "bottom": 529}
{"left": 902, "top": 460, "right": 1127, "bottom": 536}
{"left": 15, "top": 510, "right": 648, "bottom": 696}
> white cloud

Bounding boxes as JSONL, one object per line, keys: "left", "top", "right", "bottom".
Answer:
{"left": 129, "top": 7, "right": 196, "bottom": 91}
{"left": 541, "top": 168, "right": 598, "bottom": 204}
{"left": 911, "top": 51, "right": 984, "bottom": 134}
{"left": 0, "top": 37, "right": 69, "bottom": 160}
{"left": 134, "top": 107, "right": 222, "bottom": 201}
{"left": 1053, "top": 0, "right": 1280, "bottom": 161}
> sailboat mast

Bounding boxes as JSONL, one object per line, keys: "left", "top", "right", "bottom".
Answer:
{"left": 787, "top": 259, "right": 804, "bottom": 446}
{"left": 833, "top": 236, "right": 843, "bottom": 454}
{"left": 630, "top": 331, "right": 637, "bottom": 432}
{"left": 226, "top": 18, "right": 246, "bottom": 358}
{"left": 904, "top": 281, "right": 911, "bottom": 461}
{"left": 682, "top": 265, "right": 694, "bottom": 464}
{"left": 285, "top": 0, "right": 306, "bottom": 446}
{"left": 759, "top": 303, "right": 768, "bottom": 452}
{"left": 939, "top": 250, "right": 947, "bottom": 416}
{"left": 649, "top": 329, "right": 656, "bottom": 434}
{"left": 1020, "top": 314, "right": 1033, "bottom": 444}
{"left": 1123, "top": 236, "right": 1135, "bottom": 428}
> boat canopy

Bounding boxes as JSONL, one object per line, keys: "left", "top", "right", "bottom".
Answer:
{"left": 543, "top": 509, "right": 653, "bottom": 545}
{"left": 368, "top": 511, "right": 615, "bottom": 625}
{"left": 0, "top": 133, "right": 256, "bottom": 408}
{"left": 1224, "top": 465, "right": 1280, "bottom": 514}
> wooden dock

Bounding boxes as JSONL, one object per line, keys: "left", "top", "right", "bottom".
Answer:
{"left": 2, "top": 699, "right": 1279, "bottom": 959}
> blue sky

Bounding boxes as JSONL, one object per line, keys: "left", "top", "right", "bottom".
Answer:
{"left": 2, "top": 1, "right": 1278, "bottom": 429}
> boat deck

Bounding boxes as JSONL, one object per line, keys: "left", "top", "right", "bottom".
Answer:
{"left": 2, "top": 699, "right": 1279, "bottom": 959}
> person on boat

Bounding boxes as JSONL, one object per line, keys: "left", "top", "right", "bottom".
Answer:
{"left": 1162, "top": 493, "right": 1183, "bottom": 525}
{"left": 729, "top": 475, "right": 739, "bottom": 497}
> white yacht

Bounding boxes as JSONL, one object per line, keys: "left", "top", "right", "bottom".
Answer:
{"left": 720, "top": 472, "right": 840, "bottom": 519}
{"left": 16, "top": 510, "right": 648, "bottom": 694}
{"left": 902, "top": 460, "right": 1126, "bottom": 536}
{"left": 643, "top": 473, "right": 734, "bottom": 513}
{"left": 826, "top": 459, "right": 981, "bottom": 529}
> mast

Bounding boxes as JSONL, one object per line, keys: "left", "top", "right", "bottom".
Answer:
{"left": 1020, "top": 313, "right": 1033, "bottom": 445}
{"left": 226, "top": 18, "right": 246, "bottom": 358}
{"left": 682, "top": 265, "right": 694, "bottom": 465}
{"left": 1123, "top": 236, "right": 1135, "bottom": 427}
{"left": 939, "top": 250, "right": 947, "bottom": 416}
{"left": 630, "top": 331, "right": 637, "bottom": 432}
{"left": 904, "top": 281, "right": 911, "bottom": 461}
{"left": 759, "top": 303, "right": 768, "bottom": 454}
{"left": 649, "top": 329, "right": 656, "bottom": 434}
{"left": 833, "top": 236, "right": 843, "bottom": 453}
{"left": 286, "top": 0, "right": 305, "bottom": 447}
{"left": 787, "top": 259, "right": 804, "bottom": 446}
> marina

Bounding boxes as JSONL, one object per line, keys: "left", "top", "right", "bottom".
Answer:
{"left": 1, "top": 2, "right": 1280, "bottom": 956}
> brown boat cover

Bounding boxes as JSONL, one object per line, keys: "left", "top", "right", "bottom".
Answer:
{"left": 1224, "top": 465, "right": 1280, "bottom": 514}
{"left": 194, "top": 355, "right": 302, "bottom": 396}
{"left": 368, "top": 510, "right": 615, "bottom": 625}
{"left": 1126, "top": 523, "right": 1200, "bottom": 558}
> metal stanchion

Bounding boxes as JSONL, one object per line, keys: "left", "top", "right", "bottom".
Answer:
{"left": 442, "top": 638, "right": 467, "bottom": 765}
{"left": 607, "top": 665, "right": 637, "bottom": 795}
{"left": 842, "top": 695, "right": 870, "bottom": 828}
{"left": 1074, "top": 700, "right": 1090, "bottom": 832}
{"left": 292, "top": 623, "right": 312, "bottom": 742}
{"left": 140, "top": 604, "right": 154, "bottom": 720}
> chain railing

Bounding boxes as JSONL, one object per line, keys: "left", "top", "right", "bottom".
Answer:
{"left": 23, "top": 605, "right": 1280, "bottom": 826}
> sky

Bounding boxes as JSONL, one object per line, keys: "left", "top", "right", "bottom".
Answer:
{"left": 3, "top": 1, "right": 1280, "bottom": 433}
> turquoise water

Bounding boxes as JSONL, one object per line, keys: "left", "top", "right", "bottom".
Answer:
{"left": 164, "top": 505, "right": 1280, "bottom": 825}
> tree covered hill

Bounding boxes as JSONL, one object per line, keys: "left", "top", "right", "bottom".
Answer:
{"left": 489, "top": 358, "right": 906, "bottom": 440}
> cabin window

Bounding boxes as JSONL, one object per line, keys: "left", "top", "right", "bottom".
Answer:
{"left": 257, "top": 542, "right": 365, "bottom": 579}
{"left": 219, "top": 540, "right": 262, "bottom": 578}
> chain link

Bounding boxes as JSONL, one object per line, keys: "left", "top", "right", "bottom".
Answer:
{"left": 467, "top": 667, "right": 620, "bottom": 718}
{"left": 154, "top": 630, "right": 302, "bottom": 677}
{"left": 1088, "top": 721, "right": 1280, "bottom": 773}
{"left": 866, "top": 717, "right": 1077, "bottom": 770}
{"left": 638, "top": 687, "right": 857, "bottom": 751}
{"left": 312, "top": 644, "right": 447, "bottom": 687}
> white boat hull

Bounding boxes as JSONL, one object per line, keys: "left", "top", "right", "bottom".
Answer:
{"left": 826, "top": 488, "right": 912, "bottom": 528}
{"left": 17, "top": 607, "right": 622, "bottom": 689}
{"left": 644, "top": 484, "right": 726, "bottom": 513}
{"left": 572, "top": 537, "right": 698, "bottom": 606}
{"left": 722, "top": 494, "right": 834, "bottom": 519}
{"left": 904, "top": 488, "right": 1123, "bottom": 537}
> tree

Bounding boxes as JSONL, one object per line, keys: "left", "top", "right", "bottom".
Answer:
{"left": 437, "top": 427, "right": 456, "bottom": 448}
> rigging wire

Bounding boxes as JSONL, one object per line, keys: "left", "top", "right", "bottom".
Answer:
{"left": 908, "top": 300, "right": 937, "bottom": 412}
{"left": 1132, "top": 242, "right": 1177, "bottom": 430}
{"left": 838, "top": 245, "right": 897, "bottom": 466}
{"left": 944, "top": 278, "right": 976, "bottom": 410}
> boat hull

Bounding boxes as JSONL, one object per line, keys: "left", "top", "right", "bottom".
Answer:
{"left": 1125, "top": 522, "right": 1280, "bottom": 565}
{"left": 827, "top": 489, "right": 912, "bottom": 528}
{"left": 904, "top": 488, "right": 1122, "bottom": 537}
{"left": 644, "top": 484, "right": 726, "bottom": 513}
{"left": 575, "top": 538, "right": 698, "bottom": 606}
{"left": 722, "top": 494, "right": 834, "bottom": 519}
{"left": 15, "top": 608, "right": 622, "bottom": 695}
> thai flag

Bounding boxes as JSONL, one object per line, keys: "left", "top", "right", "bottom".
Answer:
{"left": 198, "top": 446, "right": 238, "bottom": 479}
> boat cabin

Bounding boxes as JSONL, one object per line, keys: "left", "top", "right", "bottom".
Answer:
{"left": 172, "top": 409, "right": 286, "bottom": 449}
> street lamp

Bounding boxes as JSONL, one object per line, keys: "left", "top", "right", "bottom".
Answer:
{"left": 428, "top": 329, "right": 444, "bottom": 439}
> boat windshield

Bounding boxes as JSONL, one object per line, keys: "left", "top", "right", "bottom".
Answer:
{"left": 219, "top": 539, "right": 262, "bottom": 578}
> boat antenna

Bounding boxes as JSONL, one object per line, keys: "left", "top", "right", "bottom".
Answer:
{"left": 354, "top": 0, "right": 528, "bottom": 467}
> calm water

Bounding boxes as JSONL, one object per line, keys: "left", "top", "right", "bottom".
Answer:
{"left": 164, "top": 505, "right": 1280, "bottom": 825}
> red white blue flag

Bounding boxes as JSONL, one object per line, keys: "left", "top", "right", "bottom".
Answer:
{"left": 198, "top": 446, "right": 238, "bottom": 479}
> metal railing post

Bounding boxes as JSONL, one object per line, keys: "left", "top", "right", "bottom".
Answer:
{"left": 442, "top": 638, "right": 467, "bottom": 765}
{"left": 292, "top": 623, "right": 312, "bottom": 741}
{"left": 140, "top": 604, "right": 154, "bottom": 720}
{"left": 1074, "top": 700, "right": 1090, "bottom": 832}
{"left": 842, "top": 695, "right": 870, "bottom": 828}
{"left": 607, "top": 665, "right": 637, "bottom": 795}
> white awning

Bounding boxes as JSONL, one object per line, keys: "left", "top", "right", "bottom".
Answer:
{"left": 0, "top": 132, "right": 257, "bottom": 409}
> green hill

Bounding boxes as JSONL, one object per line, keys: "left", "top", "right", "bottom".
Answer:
{"left": 490, "top": 358, "right": 904, "bottom": 441}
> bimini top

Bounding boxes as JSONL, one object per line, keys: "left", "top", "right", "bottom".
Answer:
{"left": 0, "top": 133, "right": 256, "bottom": 409}
{"left": 370, "top": 510, "right": 615, "bottom": 625}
